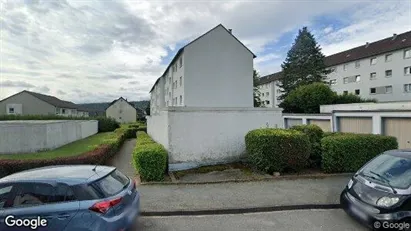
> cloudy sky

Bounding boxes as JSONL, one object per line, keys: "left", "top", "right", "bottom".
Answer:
{"left": 0, "top": 0, "right": 410, "bottom": 103}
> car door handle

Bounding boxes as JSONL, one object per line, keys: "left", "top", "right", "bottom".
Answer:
{"left": 57, "top": 214, "right": 70, "bottom": 220}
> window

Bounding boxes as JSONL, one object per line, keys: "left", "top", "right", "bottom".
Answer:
{"left": 179, "top": 57, "right": 183, "bottom": 68}
{"left": 8, "top": 183, "right": 54, "bottom": 208}
{"left": 329, "top": 67, "right": 336, "bottom": 73}
{"left": 404, "top": 49, "right": 411, "bottom": 59}
{"left": 370, "top": 72, "right": 377, "bottom": 80}
{"left": 0, "top": 184, "right": 13, "bottom": 209}
{"left": 404, "top": 84, "right": 411, "bottom": 93}
{"left": 169, "top": 92, "right": 171, "bottom": 97}
{"left": 8, "top": 107, "right": 14, "bottom": 114}
{"left": 355, "top": 75, "right": 361, "bottom": 82}
{"left": 370, "top": 88, "right": 376, "bottom": 94}
{"left": 50, "top": 184, "right": 76, "bottom": 203}
{"left": 370, "top": 57, "right": 377, "bottom": 65}
{"left": 329, "top": 79, "right": 337, "bottom": 85}
{"left": 405, "top": 66, "right": 411, "bottom": 75}
{"left": 343, "top": 77, "right": 349, "bottom": 84}
{"left": 169, "top": 77, "right": 171, "bottom": 83}
{"left": 179, "top": 95, "right": 182, "bottom": 105}
{"left": 91, "top": 170, "right": 129, "bottom": 198}
{"left": 343, "top": 64, "right": 348, "bottom": 71}
{"left": 266, "top": 92, "right": 269, "bottom": 96}
{"left": 265, "top": 100, "right": 270, "bottom": 105}
{"left": 119, "top": 117, "right": 122, "bottom": 120}
{"left": 56, "top": 107, "right": 60, "bottom": 114}
{"left": 62, "top": 109, "right": 66, "bottom": 114}
{"left": 385, "top": 54, "right": 392, "bottom": 62}
{"left": 262, "top": 93, "right": 265, "bottom": 97}
{"left": 385, "top": 85, "right": 393, "bottom": 94}
{"left": 355, "top": 89, "right": 360, "bottom": 95}
{"left": 343, "top": 91, "right": 348, "bottom": 95}
{"left": 180, "top": 76, "right": 182, "bottom": 86}
{"left": 385, "top": 70, "right": 392, "bottom": 78}
{"left": 355, "top": 61, "right": 360, "bottom": 68}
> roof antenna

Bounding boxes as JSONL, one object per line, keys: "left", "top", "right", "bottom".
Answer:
{"left": 92, "top": 164, "right": 98, "bottom": 171}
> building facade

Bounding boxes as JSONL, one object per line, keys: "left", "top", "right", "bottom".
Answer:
{"left": 150, "top": 24, "right": 256, "bottom": 114}
{"left": 106, "top": 97, "right": 137, "bottom": 123}
{"left": 0, "top": 90, "right": 89, "bottom": 117}
{"left": 259, "top": 31, "right": 411, "bottom": 107}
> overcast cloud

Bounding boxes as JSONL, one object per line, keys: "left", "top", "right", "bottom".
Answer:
{"left": 0, "top": 0, "right": 410, "bottom": 103}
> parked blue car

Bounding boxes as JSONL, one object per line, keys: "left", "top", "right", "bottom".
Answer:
{"left": 0, "top": 165, "right": 140, "bottom": 231}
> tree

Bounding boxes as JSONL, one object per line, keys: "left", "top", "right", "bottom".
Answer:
{"left": 145, "top": 101, "right": 150, "bottom": 116}
{"left": 280, "top": 83, "right": 377, "bottom": 113}
{"left": 253, "top": 69, "right": 263, "bottom": 107}
{"left": 278, "top": 27, "right": 330, "bottom": 100}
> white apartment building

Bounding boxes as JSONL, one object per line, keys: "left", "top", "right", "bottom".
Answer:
{"left": 150, "top": 24, "right": 256, "bottom": 114}
{"left": 258, "top": 72, "right": 283, "bottom": 108}
{"left": 259, "top": 30, "right": 411, "bottom": 107}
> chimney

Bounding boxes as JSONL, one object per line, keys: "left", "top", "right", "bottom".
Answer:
{"left": 365, "top": 42, "right": 370, "bottom": 48}
{"left": 392, "top": 33, "right": 398, "bottom": 40}
{"left": 228, "top": 29, "right": 232, "bottom": 33}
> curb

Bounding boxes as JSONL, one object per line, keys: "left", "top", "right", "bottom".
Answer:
{"left": 139, "top": 172, "right": 354, "bottom": 185}
{"left": 140, "top": 204, "right": 342, "bottom": 217}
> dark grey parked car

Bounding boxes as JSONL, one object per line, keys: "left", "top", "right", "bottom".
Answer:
{"left": 0, "top": 165, "right": 140, "bottom": 231}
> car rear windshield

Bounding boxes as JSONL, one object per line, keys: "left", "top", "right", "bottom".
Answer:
{"left": 91, "top": 170, "right": 130, "bottom": 198}
{"left": 360, "top": 153, "right": 411, "bottom": 190}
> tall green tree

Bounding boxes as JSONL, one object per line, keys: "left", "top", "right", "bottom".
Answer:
{"left": 278, "top": 27, "right": 330, "bottom": 100}
{"left": 145, "top": 101, "right": 150, "bottom": 116}
{"left": 253, "top": 69, "right": 262, "bottom": 107}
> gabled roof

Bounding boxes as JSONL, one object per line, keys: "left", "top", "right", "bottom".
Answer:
{"left": 0, "top": 90, "right": 79, "bottom": 109}
{"left": 150, "top": 24, "right": 257, "bottom": 93}
{"left": 106, "top": 97, "right": 138, "bottom": 111}
{"left": 325, "top": 30, "right": 411, "bottom": 67}
{"left": 258, "top": 71, "right": 283, "bottom": 85}
{"left": 259, "top": 30, "right": 411, "bottom": 85}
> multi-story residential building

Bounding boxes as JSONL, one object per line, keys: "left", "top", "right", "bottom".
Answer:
{"left": 0, "top": 90, "right": 89, "bottom": 117}
{"left": 149, "top": 24, "right": 256, "bottom": 114}
{"left": 257, "top": 72, "right": 283, "bottom": 107}
{"left": 259, "top": 30, "right": 411, "bottom": 107}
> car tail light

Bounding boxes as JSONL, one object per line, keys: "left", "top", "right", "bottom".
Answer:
{"left": 89, "top": 197, "right": 123, "bottom": 214}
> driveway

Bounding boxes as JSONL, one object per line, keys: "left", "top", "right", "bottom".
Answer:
{"left": 138, "top": 175, "right": 351, "bottom": 212}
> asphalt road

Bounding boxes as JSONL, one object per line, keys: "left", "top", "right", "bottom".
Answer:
{"left": 137, "top": 209, "right": 367, "bottom": 231}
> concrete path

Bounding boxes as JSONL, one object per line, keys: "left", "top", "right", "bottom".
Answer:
{"left": 138, "top": 175, "right": 351, "bottom": 212}
{"left": 108, "top": 139, "right": 137, "bottom": 179}
{"left": 138, "top": 209, "right": 366, "bottom": 231}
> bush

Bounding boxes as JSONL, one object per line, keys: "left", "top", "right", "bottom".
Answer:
{"left": 290, "top": 124, "right": 324, "bottom": 168}
{"left": 0, "top": 127, "right": 135, "bottom": 178}
{"left": 321, "top": 134, "right": 398, "bottom": 173}
{"left": 133, "top": 132, "right": 167, "bottom": 181}
{"left": 333, "top": 93, "right": 376, "bottom": 104}
{"left": 96, "top": 117, "right": 120, "bottom": 132}
{"left": 245, "top": 128, "right": 310, "bottom": 173}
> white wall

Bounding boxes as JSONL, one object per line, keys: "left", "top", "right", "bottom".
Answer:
{"left": 147, "top": 111, "right": 169, "bottom": 149}
{"left": 0, "top": 120, "right": 98, "bottom": 154}
{"left": 184, "top": 25, "right": 254, "bottom": 107}
{"left": 320, "top": 101, "right": 411, "bottom": 113}
{"left": 149, "top": 107, "right": 283, "bottom": 164}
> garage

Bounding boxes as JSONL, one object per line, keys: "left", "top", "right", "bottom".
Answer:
{"left": 337, "top": 117, "right": 372, "bottom": 134}
{"left": 382, "top": 118, "right": 411, "bottom": 149}
{"left": 285, "top": 118, "right": 302, "bottom": 128}
{"left": 308, "top": 119, "right": 331, "bottom": 132}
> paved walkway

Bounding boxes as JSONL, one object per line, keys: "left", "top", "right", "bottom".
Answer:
{"left": 138, "top": 175, "right": 351, "bottom": 212}
{"left": 108, "top": 138, "right": 137, "bottom": 179}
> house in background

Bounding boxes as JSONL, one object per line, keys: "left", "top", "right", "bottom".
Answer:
{"left": 0, "top": 90, "right": 89, "bottom": 117}
{"left": 149, "top": 24, "right": 256, "bottom": 114}
{"left": 105, "top": 97, "right": 137, "bottom": 123}
{"left": 259, "top": 30, "right": 411, "bottom": 107}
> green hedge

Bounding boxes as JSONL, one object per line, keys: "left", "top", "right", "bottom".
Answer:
{"left": 245, "top": 128, "right": 310, "bottom": 174}
{"left": 321, "top": 133, "right": 398, "bottom": 173}
{"left": 0, "top": 126, "right": 137, "bottom": 178}
{"left": 0, "top": 114, "right": 120, "bottom": 133}
{"left": 290, "top": 124, "right": 324, "bottom": 168}
{"left": 133, "top": 131, "right": 167, "bottom": 181}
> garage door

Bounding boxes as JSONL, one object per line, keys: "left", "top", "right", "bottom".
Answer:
{"left": 383, "top": 118, "right": 411, "bottom": 149}
{"left": 285, "top": 118, "right": 302, "bottom": 128}
{"left": 338, "top": 117, "right": 372, "bottom": 134}
{"left": 308, "top": 119, "right": 331, "bottom": 132}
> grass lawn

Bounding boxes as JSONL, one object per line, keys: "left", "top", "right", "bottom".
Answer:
{"left": 0, "top": 132, "right": 118, "bottom": 160}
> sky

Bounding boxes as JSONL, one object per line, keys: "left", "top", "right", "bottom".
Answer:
{"left": 0, "top": 0, "right": 410, "bottom": 103}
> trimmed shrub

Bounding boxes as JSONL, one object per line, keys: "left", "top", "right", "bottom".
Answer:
{"left": 96, "top": 117, "right": 120, "bottom": 132}
{"left": 290, "top": 124, "right": 324, "bottom": 168}
{"left": 133, "top": 132, "right": 167, "bottom": 181}
{"left": 245, "top": 128, "right": 310, "bottom": 173}
{"left": 321, "top": 134, "right": 398, "bottom": 173}
{"left": 0, "top": 127, "right": 134, "bottom": 178}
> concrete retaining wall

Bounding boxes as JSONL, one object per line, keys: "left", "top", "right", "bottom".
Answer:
{"left": 0, "top": 120, "right": 98, "bottom": 154}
